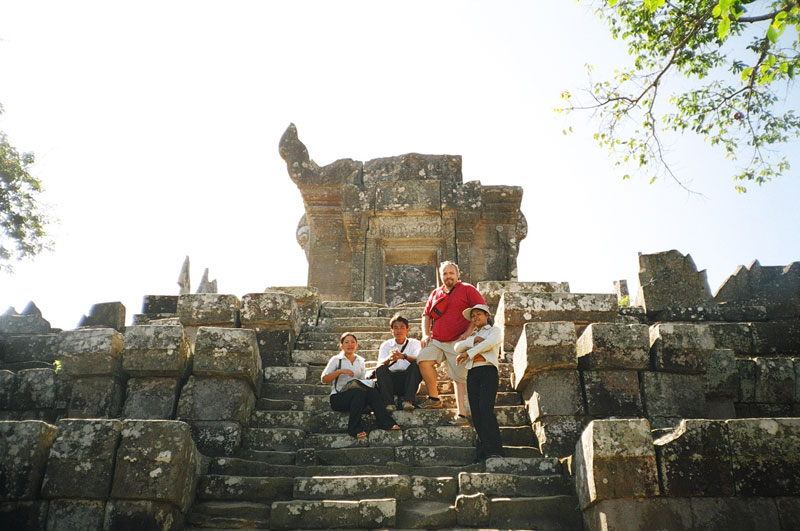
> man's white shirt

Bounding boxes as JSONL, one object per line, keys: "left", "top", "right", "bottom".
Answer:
{"left": 377, "top": 337, "right": 422, "bottom": 372}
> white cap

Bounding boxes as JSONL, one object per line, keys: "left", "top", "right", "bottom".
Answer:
{"left": 462, "top": 304, "right": 491, "bottom": 321}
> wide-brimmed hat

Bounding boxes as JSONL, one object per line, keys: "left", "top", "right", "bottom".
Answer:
{"left": 462, "top": 304, "right": 491, "bottom": 321}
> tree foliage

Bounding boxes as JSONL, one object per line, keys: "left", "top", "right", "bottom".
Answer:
{"left": 559, "top": 0, "right": 800, "bottom": 192}
{"left": 0, "top": 103, "right": 50, "bottom": 271}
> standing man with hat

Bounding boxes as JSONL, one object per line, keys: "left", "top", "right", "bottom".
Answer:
{"left": 417, "top": 260, "right": 487, "bottom": 424}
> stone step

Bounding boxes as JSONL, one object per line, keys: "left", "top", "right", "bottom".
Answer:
{"left": 396, "top": 445, "right": 477, "bottom": 467}
{"left": 403, "top": 425, "right": 476, "bottom": 447}
{"left": 262, "top": 366, "right": 307, "bottom": 384}
{"left": 186, "top": 501, "right": 271, "bottom": 529}
{"left": 396, "top": 500, "right": 455, "bottom": 529}
{"left": 249, "top": 410, "right": 313, "bottom": 430}
{"left": 321, "top": 301, "right": 384, "bottom": 308}
{"left": 293, "top": 474, "right": 412, "bottom": 500}
{"left": 485, "top": 456, "right": 564, "bottom": 475}
{"left": 208, "top": 456, "right": 485, "bottom": 479}
{"left": 259, "top": 383, "right": 328, "bottom": 400}
{"left": 500, "top": 426, "right": 537, "bottom": 446}
{"left": 242, "top": 428, "right": 306, "bottom": 452}
{"left": 299, "top": 330, "right": 422, "bottom": 342}
{"left": 315, "top": 446, "right": 397, "bottom": 466}
{"left": 459, "top": 472, "right": 574, "bottom": 497}
{"left": 234, "top": 448, "right": 296, "bottom": 465}
{"left": 295, "top": 339, "right": 386, "bottom": 350}
{"left": 488, "top": 495, "right": 583, "bottom": 530}
{"left": 254, "top": 398, "right": 303, "bottom": 411}
{"left": 196, "top": 475, "right": 294, "bottom": 502}
{"left": 317, "top": 316, "right": 404, "bottom": 331}
{"left": 269, "top": 498, "right": 396, "bottom": 530}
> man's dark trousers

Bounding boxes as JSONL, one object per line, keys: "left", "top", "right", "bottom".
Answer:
{"left": 376, "top": 362, "right": 422, "bottom": 406}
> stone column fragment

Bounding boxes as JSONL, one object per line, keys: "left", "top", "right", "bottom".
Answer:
{"left": 0, "top": 420, "right": 57, "bottom": 500}
{"left": 574, "top": 419, "right": 659, "bottom": 510}
{"left": 512, "top": 321, "right": 576, "bottom": 391}
{"left": 240, "top": 292, "right": 301, "bottom": 367}
{"left": 110, "top": 420, "right": 201, "bottom": 512}
{"left": 576, "top": 323, "right": 650, "bottom": 370}
{"left": 41, "top": 419, "right": 122, "bottom": 499}
{"left": 649, "top": 323, "right": 715, "bottom": 374}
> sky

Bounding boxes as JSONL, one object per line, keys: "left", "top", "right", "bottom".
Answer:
{"left": 1, "top": 1, "right": 798, "bottom": 331}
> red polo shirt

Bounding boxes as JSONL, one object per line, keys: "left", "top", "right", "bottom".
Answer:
{"left": 422, "top": 281, "right": 486, "bottom": 342}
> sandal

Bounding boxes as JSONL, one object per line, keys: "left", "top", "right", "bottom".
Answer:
{"left": 355, "top": 431, "right": 367, "bottom": 439}
{"left": 390, "top": 424, "right": 401, "bottom": 431}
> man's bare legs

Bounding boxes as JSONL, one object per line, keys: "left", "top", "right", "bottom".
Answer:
{"left": 419, "top": 360, "right": 440, "bottom": 399}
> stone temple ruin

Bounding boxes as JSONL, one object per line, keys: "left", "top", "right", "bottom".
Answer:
{"left": 1, "top": 129, "right": 800, "bottom": 530}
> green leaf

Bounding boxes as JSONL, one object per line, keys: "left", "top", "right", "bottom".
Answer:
{"left": 767, "top": 25, "right": 778, "bottom": 44}
{"left": 718, "top": 17, "right": 731, "bottom": 40}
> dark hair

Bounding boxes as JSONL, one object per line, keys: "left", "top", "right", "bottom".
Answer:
{"left": 389, "top": 314, "right": 409, "bottom": 329}
{"left": 339, "top": 332, "right": 358, "bottom": 345}
{"left": 471, "top": 307, "right": 494, "bottom": 326}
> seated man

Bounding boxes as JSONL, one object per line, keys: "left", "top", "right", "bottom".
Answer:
{"left": 376, "top": 314, "right": 422, "bottom": 412}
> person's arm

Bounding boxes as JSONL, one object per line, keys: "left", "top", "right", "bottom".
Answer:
{"left": 321, "top": 356, "right": 353, "bottom": 384}
{"left": 466, "top": 326, "right": 502, "bottom": 357}
{"left": 377, "top": 341, "right": 393, "bottom": 366}
{"left": 403, "top": 339, "right": 421, "bottom": 362}
{"left": 421, "top": 314, "right": 433, "bottom": 347}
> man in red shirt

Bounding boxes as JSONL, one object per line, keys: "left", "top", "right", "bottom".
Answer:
{"left": 417, "top": 261, "right": 487, "bottom": 422}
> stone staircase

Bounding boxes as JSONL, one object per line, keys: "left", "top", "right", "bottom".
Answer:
{"left": 186, "top": 301, "right": 583, "bottom": 530}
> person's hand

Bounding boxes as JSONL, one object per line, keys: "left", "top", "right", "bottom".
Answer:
{"left": 473, "top": 336, "right": 484, "bottom": 344}
{"left": 421, "top": 334, "right": 432, "bottom": 348}
{"left": 456, "top": 353, "right": 468, "bottom": 365}
{"left": 339, "top": 369, "right": 354, "bottom": 377}
{"left": 389, "top": 349, "right": 403, "bottom": 362}
{"left": 457, "top": 331, "right": 471, "bottom": 341}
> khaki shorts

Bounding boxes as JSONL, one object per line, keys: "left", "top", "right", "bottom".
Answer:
{"left": 417, "top": 339, "right": 468, "bottom": 384}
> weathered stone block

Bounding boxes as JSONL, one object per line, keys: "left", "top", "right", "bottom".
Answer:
{"left": 0, "top": 371, "right": 14, "bottom": 409}
{"left": 706, "top": 323, "right": 754, "bottom": 355}
{"left": 0, "top": 500, "right": 49, "bottom": 530}
{"left": 270, "top": 498, "right": 395, "bottom": 530}
{"left": 654, "top": 419, "right": 734, "bottom": 497}
{"left": 649, "top": 323, "right": 715, "bottom": 374}
{"left": 0, "top": 420, "right": 57, "bottom": 500}
{"left": 263, "top": 286, "right": 321, "bottom": 330}
{"left": 522, "top": 370, "right": 584, "bottom": 421}
{"left": 715, "top": 260, "right": 800, "bottom": 319}
{"left": 45, "top": 499, "right": 105, "bottom": 531}
{"left": 582, "top": 370, "right": 643, "bottom": 417}
{"left": 67, "top": 377, "right": 124, "bottom": 418}
{"left": 1, "top": 334, "right": 59, "bottom": 364}
{"left": 576, "top": 323, "right": 650, "bottom": 370}
{"left": 111, "top": 420, "right": 200, "bottom": 512}
{"left": 455, "top": 492, "right": 489, "bottom": 527}
{"left": 636, "top": 250, "right": 714, "bottom": 316}
{"left": 498, "top": 292, "right": 617, "bottom": 351}
{"left": 727, "top": 418, "right": 800, "bottom": 496}
{"left": 177, "top": 294, "right": 240, "bottom": 327}
{"left": 58, "top": 328, "right": 123, "bottom": 377}
{"left": 750, "top": 320, "right": 800, "bottom": 354}
{"left": 78, "top": 302, "right": 125, "bottom": 331}
{"left": 13, "top": 369, "right": 56, "bottom": 410}
{"left": 295, "top": 475, "right": 411, "bottom": 500}
{"left": 533, "top": 415, "right": 589, "bottom": 458}
{"left": 193, "top": 327, "right": 261, "bottom": 392}
{"left": 122, "top": 325, "right": 190, "bottom": 377}
{"left": 754, "top": 357, "right": 795, "bottom": 404}
{"left": 142, "top": 295, "right": 179, "bottom": 315}
{"left": 0, "top": 313, "right": 51, "bottom": 335}
{"left": 188, "top": 421, "right": 242, "bottom": 457}
{"left": 41, "top": 419, "right": 122, "bottom": 499}
{"left": 582, "top": 498, "right": 693, "bottom": 531}
{"left": 121, "top": 378, "right": 180, "bottom": 419}
{"left": 476, "top": 281, "right": 570, "bottom": 313}
{"left": 641, "top": 371, "right": 707, "bottom": 419}
{"left": 240, "top": 292, "right": 301, "bottom": 335}
{"left": 177, "top": 376, "right": 255, "bottom": 423}
{"left": 252, "top": 329, "right": 295, "bottom": 367}
{"left": 691, "top": 497, "right": 782, "bottom": 531}
{"left": 704, "top": 349, "right": 739, "bottom": 398}
{"left": 737, "top": 358, "right": 756, "bottom": 402}
{"left": 512, "top": 321, "right": 577, "bottom": 391}
{"left": 574, "top": 419, "right": 659, "bottom": 509}
{"left": 411, "top": 476, "right": 457, "bottom": 501}
{"left": 103, "top": 500, "right": 184, "bottom": 531}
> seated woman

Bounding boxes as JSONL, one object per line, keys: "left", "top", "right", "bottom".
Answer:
{"left": 321, "top": 331, "right": 400, "bottom": 439}
{"left": 455, "top": 304, "right": 505, "bottom": 460}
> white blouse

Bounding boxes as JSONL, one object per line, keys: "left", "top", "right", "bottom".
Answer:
{"left": 454, "top": 324, "right": 502, "bottom": 370}
{"left": 321, "top": 351, "right": 366, "bottom": 395}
